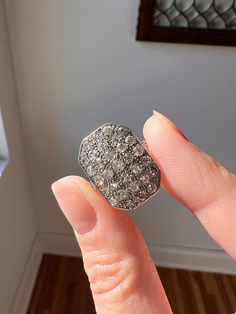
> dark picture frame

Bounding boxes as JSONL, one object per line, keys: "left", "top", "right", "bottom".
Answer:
{"left": 136, "top": 0, "right": 236, "bottom": 46}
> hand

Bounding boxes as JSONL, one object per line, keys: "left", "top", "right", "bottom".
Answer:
{"left": 52, "top": 112, "right": 236, "bottom": 314}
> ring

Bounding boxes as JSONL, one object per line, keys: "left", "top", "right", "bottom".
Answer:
{"left": 78, "top": 123, "right": 161, "bottom": 211}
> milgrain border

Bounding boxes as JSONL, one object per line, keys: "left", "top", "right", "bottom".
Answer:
{"left": 39, "top": 232, "right": 236, "bottom": 275}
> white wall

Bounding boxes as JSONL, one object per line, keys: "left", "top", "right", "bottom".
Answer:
{"left": 4, "top": 0, "right": 236, "bottom": 254}
{"left": 0, "top": 1, "right": 38, "bottom": 313}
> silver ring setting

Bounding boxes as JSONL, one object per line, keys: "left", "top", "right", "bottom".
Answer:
{"left": 78, "top": 123, "right": 161, "bottom": 211}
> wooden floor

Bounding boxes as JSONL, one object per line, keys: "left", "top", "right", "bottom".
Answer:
{"left": 27, "top": 254, "right": 236, "bottom": 314}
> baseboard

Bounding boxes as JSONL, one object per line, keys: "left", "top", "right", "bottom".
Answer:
{"left": 149, "top": 243, "right": 236, "bottom": 274}
{"left": 39, "top": 231, "right": 82, "bottom": 257}
{"left": 10, "top": 234, "right": 43, "bottom": 314}
{"left": 39, "top": 231, "right": 236, "bottom": 275}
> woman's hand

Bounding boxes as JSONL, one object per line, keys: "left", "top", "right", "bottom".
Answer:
{"left": 52, "top": 112, "right": 236, "bottom": 314}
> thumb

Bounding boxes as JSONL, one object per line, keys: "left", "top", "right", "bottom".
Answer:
{"left": 52, "top": 176, "right": 172, "bottom": 314}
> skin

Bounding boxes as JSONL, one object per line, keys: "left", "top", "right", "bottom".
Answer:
{"left": 52, "top": 112, "right": 236, "bottom": 314}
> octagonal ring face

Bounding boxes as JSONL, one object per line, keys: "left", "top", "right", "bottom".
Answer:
{"left": 78, "top": 123, "right": 161, "bottom": 211}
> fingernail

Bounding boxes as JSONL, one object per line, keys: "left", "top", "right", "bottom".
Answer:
{"left": 51, "top": 178, "right": 97, "bottom": 235}
{"left": 153, "top": 110, "right": 189, "bottom": 141}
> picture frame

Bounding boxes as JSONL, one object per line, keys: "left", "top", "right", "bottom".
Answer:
{"left": 136, "top": 0, "right": 236, "bottom": 46}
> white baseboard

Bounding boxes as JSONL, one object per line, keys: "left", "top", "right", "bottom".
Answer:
{"left": 10, "top": 234, "right": 43, "bottom": 314}
{"left": 39, "top": 232, "right": 236, "bottom": 275}
{"left": 149, "top": 243, "right": 236, "bottom": 274}
{"left": 39, "top": 231, "right": 82, "bottom": 257}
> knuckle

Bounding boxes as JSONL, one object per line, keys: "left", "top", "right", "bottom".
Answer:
{"left": 84, "top": 249, "right": 140, "bottom": 303}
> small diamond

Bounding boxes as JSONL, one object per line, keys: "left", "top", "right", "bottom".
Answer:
{"left": 97, "top": 141, "right": 107, "bottom": 151}
{"left": 96, "top": 130, "right": 105, "bottom": 140}
{"left": 118, "top": 126, "right": 130, "bottom": 135}
{"left": 118, "top": 190, "right": 129, "bottom": 201}
{"left": 93, "top": 175, "right": 106, "bottom": 188}
{"left": 136, "top": 191, "right": 146, "bottom": 201}
{"left": 132, "top": 163, "right": 142, "bottom": 175}
{"left": 124, "top": 152, "right": 133, "bottom": 163}
{"left": 88, "top": 150, "right": 99, "bottom": 161}
{"left": 110, "top": 181, "right": 119, "bottom": 189}
{"left": 117, "top": 142, "right": 127, "bottom": 153}
{"left": 80, "top": 142, "right": 89, "bottom": 155}
{"left": 149, "top": 166, "right": 160, "bottom": 178}
{"left": 140, "top": 174, "right": 150, "bottom": 184}
{"left": 103, "top": 125, "right": 113, "bottom": 136}
{"left": 80, "top": 154, "right": 89, "bottom": 166}
{"left": 80, "top": 146, "right": 87, "bottom": 156}
{"left": 129, "top": 181, "right": 140, "bottom": 192}
{"left": 116, "top": 132, "right": 125, "bottom": 141}
{"left": 125, "top": 135, "right": 137, "bottom": 145}
{"left": 140, "top": 155, "right": 152, "bottom": 164}
{"left": 110, "top": 138, "right": 119, "bottom": 148}
{"left": 102, "top": 187, "right": 110, "bottom": 197}
{"left": 124, "top": 199, "right": 136, "bottom": 210}
{"left": 90, "top": 132, "right": 97, "bottom": 142}
{"left": 96, "top": 156, "right": 102, "bottom": 163}
{"left": 86, "top": 165, "right": 97, "bottom": 176}
{"left": 147, "top": 183, "right": 158, "bottom": 194}
{"left": 122, "top": 173, "right": 132, "bottom": 185}
{"left": 104, "top": 150, "right": 116, "bottom": 161}
{"left": 133, "top": 144, "right": 145, "bottom": 157}
{"left": 103, "top": 169, "right": 114, "bottom": 179}
{"left": 97, "top": 162, "right": 105, "bottom": 172}
{"left": 84, "top": 139, "right": 94, "bottom": 151}
{"left": 112, "top": 159, "right": 126, "bottom": 172}
{"left": 108, "top": 197, "right": 118, "bottom": 207}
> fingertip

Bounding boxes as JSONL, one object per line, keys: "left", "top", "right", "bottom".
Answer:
{"left": 51, "top": 176, "right": 98, "bottom": 236}
{"left": 51, "top": 177, "right": 74, "bottom": 198}
{"left": 51, "top": 176, "right": 89, "bottom": 194}
{"left": 144, "top": 112, "right": 188, "bottom": 142}
{"left": 143, "top": 113, "right": 172, "bottom": 142}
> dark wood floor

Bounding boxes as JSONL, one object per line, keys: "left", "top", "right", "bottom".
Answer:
{"left": 27, "top": 254, "right": 236, "bottom": 314}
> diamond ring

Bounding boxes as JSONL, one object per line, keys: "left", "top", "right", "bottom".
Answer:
{"left": 78, "top": 123, "right": 161, "bottom": 211}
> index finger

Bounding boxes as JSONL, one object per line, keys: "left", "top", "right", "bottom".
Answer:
{"left": 144, "top": 111, "right": 236, "bottom": 260}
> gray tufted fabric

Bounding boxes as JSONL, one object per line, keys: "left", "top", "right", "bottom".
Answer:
{"left": 153, "top": 0, "right": 236, "bottom": 29}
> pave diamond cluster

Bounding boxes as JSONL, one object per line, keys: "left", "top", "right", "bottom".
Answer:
{"left": 78, "top": 123, "right": 161, "bottom": 210}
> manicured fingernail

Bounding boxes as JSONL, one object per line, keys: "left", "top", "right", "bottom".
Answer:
{"left": 51, "top": 178, "right": 97, "bottom": 235}
{"left": 153, "top": 110, "right": 189, "bottom": 141}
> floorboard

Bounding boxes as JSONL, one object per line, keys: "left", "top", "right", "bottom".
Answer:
{"left": 27, "top": 254, "right": 236, "bottom": 314}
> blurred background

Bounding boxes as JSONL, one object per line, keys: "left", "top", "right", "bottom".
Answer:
{"left": 0, "top": 1, "right": 236, "bottom": 313}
